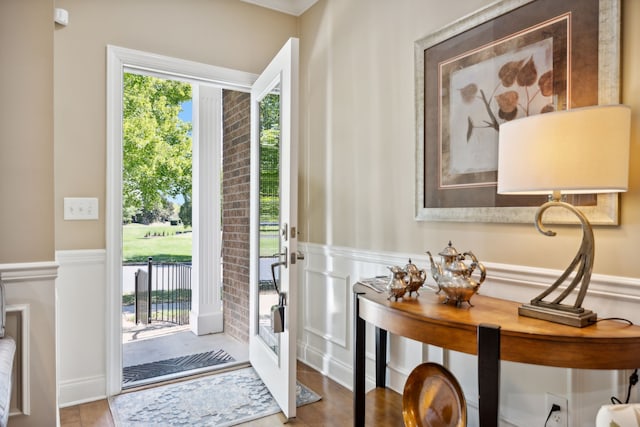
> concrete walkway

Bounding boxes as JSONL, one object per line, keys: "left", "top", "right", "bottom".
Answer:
{"left": 123, "top": 324, "right": 248, "bottom": 367}
{"left": 121, "top": 320, "right": 249, "bottom": 388}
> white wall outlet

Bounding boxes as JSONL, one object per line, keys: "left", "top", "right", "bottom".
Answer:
{"left": 64, "top": 197, "right": 99, "bottom": 220}
{"left": 545, "top": 392, "right": 568, "bottom": 427}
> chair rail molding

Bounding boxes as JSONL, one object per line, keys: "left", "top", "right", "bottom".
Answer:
{"left": 299, "top": 242, "right": 640, "bottom": 310}
{"left": 0, "top": 261, "right": 58, "bottom": 283}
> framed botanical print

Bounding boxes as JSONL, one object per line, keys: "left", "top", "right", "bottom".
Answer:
{"left": 415, "top": 0, "right": 621, "bottom": 224}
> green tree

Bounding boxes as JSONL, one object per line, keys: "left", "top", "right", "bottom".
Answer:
{"left": 259, "top": 93, "right": 280, "bottom": 223}
{"left": 179, "top": 198, "right": 192, "bottom": 227}
{"left": 123, "top": 73, "right": 192, "bottom": 223}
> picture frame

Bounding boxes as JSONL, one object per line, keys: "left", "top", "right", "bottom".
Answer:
{"left": 415, "top": 0, "right": 622, "bottom": 224}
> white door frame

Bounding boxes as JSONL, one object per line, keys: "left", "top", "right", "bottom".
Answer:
{"left": 105, "top": 45, "right": 256, "bottom": 395}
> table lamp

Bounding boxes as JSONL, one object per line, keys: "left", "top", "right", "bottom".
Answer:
{"left": 497, "top": 105, "right": 631, "bottom": 327}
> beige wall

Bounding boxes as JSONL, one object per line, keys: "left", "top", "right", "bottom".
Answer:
{"left": 0, "top": 0, "right": 55, "bottom": 263}
{"left": 299, "top": 0, "right": 640, "bottom": 278}
{"left": 54, "top": 0, "right": 298, "bottom": 250}
{"left": 0, "top": 3, "right": 58, "bottom": 423}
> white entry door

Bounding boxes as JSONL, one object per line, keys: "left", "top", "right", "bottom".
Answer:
{"left": 249, "top": 37, "right": 299, "bottom": 419}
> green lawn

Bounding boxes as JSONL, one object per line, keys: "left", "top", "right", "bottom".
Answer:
{"left": 123, "top": 223, "right": 281, "bottom": 263}
{"left": 259, "top": 225, "right": 279, "bottom": 257}
{"left": 123, "top": 224, "right": 192, "bottom": 263}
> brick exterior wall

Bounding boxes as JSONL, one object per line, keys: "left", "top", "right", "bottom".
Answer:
{"left": 222, "top": 90, "right": 251, "bottom": 343}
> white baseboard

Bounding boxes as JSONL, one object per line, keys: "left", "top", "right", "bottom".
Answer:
{"left": 58, "top": 375, "right": 107, "bottom": 408}
{"left": 297, "top": 341, "right": 373, "bottom": 391}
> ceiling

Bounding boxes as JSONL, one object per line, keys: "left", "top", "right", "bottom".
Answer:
{"left": 240, "top": 0, "right": 319, "bottom": 16}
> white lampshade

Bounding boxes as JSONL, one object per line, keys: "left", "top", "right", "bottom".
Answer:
{"left": 497, "top": 105, "right": 631, "bottom": 195}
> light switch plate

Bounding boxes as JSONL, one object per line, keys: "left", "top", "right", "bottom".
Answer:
{"left": 64, "top": 197, "right": 99, "bottom": 220}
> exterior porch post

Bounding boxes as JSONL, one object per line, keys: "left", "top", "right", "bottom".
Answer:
{"left": 190, "top": 85, "right": 223, "bottom": 335}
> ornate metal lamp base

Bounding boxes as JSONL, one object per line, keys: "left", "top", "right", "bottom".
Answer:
{"left": 519, "top": 303, "right": 597, "bottom": 328}
{"left": 517, "top": 198, "right": 598, "bottom": 328}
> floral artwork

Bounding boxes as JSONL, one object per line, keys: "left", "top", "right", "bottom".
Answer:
{"left": 433, "top": 13, "right": 569, "bottom": 190}
{"left": 446, "top": 38, "right": 554, "bottom": 179}
{"left": 416, "top": 0, "right": 619, "bottom": 224}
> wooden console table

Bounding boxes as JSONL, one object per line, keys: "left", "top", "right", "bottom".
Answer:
{"left": 353, "top": 283, "right": 640, "bottom": 427}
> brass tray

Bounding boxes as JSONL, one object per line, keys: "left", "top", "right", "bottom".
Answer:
{"left": 402, "top": 362, "right": 467, "bottom": 427}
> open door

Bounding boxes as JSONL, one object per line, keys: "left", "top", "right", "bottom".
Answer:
{"left": 249, "top": 37, "right": 299, "bottom": 419}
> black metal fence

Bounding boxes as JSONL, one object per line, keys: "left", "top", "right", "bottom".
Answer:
{"left": 135, "top": 257, "right": 192, "bottom": 326}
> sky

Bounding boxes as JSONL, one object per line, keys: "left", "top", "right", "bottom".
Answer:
{"left": 179, "top": 99, "right": 192, "bottom": 124}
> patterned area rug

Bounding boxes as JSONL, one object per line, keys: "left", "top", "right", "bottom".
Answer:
{"left": 109, "top": 367, "right": 321, "bottom": 426}
{"left": 123, "top": 349, "right": 235, "bottom": 385}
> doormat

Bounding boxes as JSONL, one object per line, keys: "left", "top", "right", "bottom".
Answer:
{"left": 109, "top": 366, "right": 322, "bottom": 426}
{"left": 123, "top": 349, "right": 235, "bottom": 385}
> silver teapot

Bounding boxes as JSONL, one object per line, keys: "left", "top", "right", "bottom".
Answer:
{"left": 426, "top": 241, "right": 486, "bottom": 307}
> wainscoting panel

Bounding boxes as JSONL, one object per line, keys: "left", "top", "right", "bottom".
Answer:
{"left": 302, "top": 269, "right": 349, "bottom": 348}
{"left": 56, "top": 250, "right": 108, "bottom": 407}
{"left": 0, "top": 261, "right": 58, "bottom": 427}
{"left": 296, "top": 242, "right": 640, "bottom": 427}
{"left": 6, "top": 304, "right": 30, "bottom": 417}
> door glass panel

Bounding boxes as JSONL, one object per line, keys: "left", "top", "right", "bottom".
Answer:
{"left": 257, "top": 83, "right": 281, "bottom": 356}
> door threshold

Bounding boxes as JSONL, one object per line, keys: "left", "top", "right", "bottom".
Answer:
{"left": 121, "top": 360, "right": 251, "bottom": 391}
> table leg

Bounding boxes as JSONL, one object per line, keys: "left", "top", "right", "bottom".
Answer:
{"left": 375, "top": 327, "right": 387, "bottom": 388}
{"left": 353, "top": 291, "right": 366, "bottom": 427}
{"left": 478, "top": 323, "right": 501, "bottom": 427}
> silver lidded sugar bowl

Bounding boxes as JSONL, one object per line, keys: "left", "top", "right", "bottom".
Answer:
{"left": 404, "top": 258, "right": 427, "bottom": 297}
{"left": 386, "top": 266, "right": 408, "bottom": 301}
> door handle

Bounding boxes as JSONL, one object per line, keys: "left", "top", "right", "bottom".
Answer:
{"left": 270, "top": 249, "right": 288, "bottom": 290}
{"left": 272, "top": 247, "right": 288, "bottom": 269}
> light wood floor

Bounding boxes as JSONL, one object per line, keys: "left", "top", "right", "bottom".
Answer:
{"left": 59, "top": 361, "right": 404, "bottom": 427}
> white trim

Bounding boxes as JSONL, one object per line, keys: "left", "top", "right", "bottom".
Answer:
{"left": 57, "top": 375, "right": 106, "bottom": 408}
{"left": 300, "top": 242, "right": 640, "bottom": 304}
{"left": 6, "top": 304, "right": 30, "bottom": 417}
{"left": 0, "top": 262, "right": 58, "bottom": 283}
{"left": 106, "top": 45, "right": 125, "bottom": 397}
{"left": 110, "top": 45, "right": 256, "bottom": 92}
{"left": 239, "top": 0, "right": 318, "bottom": 16}
{"left": 55, "top": 249, "right": 106, "bottom": 265}
{"left": 295, "top": 341, "right": 356, "bottom": 390}
{"left": 106, "top": 45, "right": 259, "bottom": 396}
